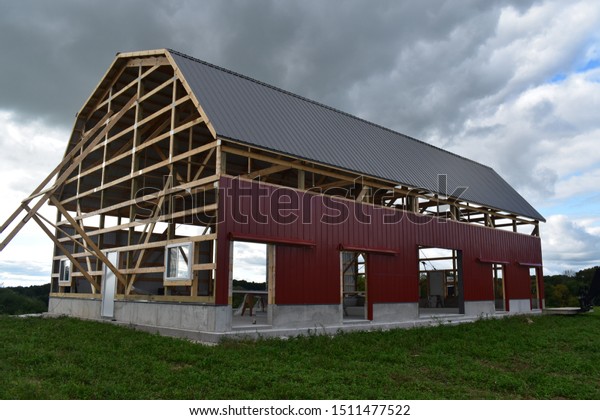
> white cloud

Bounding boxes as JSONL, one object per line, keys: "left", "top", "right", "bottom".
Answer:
{"left": 232, "top": 242, "right": 267, "bottom": 283}
{"left": 447, "top": 66, "right": 600, "bottom": 204}
{"left": 541, "top": 214, "right": 600, "bottom": 274}
{"left": 555, "top": 167, "right": 600, "bottom": 198}
{"left": 0, "top": 111, "right": 67, "bottom": 285}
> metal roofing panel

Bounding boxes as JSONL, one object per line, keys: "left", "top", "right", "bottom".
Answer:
{"left": 169, "top": 50, "right": 544, "bottom": 221}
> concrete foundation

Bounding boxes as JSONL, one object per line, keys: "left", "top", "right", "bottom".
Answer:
{"left": 372, "top": 302, "right": 419, "bottom": 322}
{"left": 269, "top": 304, "right": 340, "bottom": 329}
{"left": 49, "top": 296, "right": 101, "bottom": 320}
{"left": 48, "top": 296, "right": 544, "bottom": 344}
{"left": 509, "top": 299, "right": 532, "bottom": 313}
{"left": 114, "top": 301, "right": 231, "bottom": 332}
{"left": 464, "top": 300, "right": 495, "bottom": 317}
{"left": 49, "top": 297, "right": 231, "bottom": 332}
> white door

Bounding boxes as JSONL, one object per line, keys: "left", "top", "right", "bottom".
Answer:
{"left": 101, "top": 252, "right": 119, "bottom": 318}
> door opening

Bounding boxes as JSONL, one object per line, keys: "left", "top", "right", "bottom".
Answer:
{"left": 530, "top": 267, "right": 540, "bottom": 310}
{"left": 493, "top": 263, "right": 506, "bottom": 311}
{"left": 231, "top": 241, "right": 273, "bottom": 327}
{"left": 341, "top": 251, "right": 368, "bottom": 320}
{"left": 418, "top": 247, "right": 463, "bottom": 315}
{"left": 101, "top": 251, "right": 119, "bottom": 319}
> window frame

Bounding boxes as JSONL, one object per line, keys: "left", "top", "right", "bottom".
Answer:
{"left": 58, "top": 258, "right": 72, "bottom": 286}
{"left": 163, "top": 242, "right": 194, "bottom": 285}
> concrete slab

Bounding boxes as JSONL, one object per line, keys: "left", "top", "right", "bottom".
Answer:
{"left": 509, "top": 299, "right": 532, "bottom": 313}
{"left": 373, "top": 302, "right": 418, "bottom": 322}
{"left": 270, "top": 304, "right": 340, "bottom": 328}
{"left": 464, "top": 300, "right": 495, "bottom": 317}
{"left": 543, "top": 307, "right": 582, "bottom": 315}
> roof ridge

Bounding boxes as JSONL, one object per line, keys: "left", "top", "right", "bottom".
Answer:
{"left": 167, "top": 48, "right": 494, "bottom": 172}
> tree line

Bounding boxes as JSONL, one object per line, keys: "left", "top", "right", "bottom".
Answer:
{"left": 543, "top": 266, "right": 599, "bottom": 308}
{"left": 0, "top": 284, "right": 50, "bottom": 315}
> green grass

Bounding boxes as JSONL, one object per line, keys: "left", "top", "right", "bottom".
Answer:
{"left": 1, "top": 311, "right": 600, "bottom": 399}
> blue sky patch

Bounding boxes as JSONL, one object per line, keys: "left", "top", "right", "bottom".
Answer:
{"left": 548, "top": 73, "right": 567, "bottom": 83}
{"left": 576, "top": 58, "right": 600, "bottom": 73}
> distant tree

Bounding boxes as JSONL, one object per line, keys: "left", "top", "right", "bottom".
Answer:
{"left": 232, "top": 279, "right": 266, "bottom": 291}
{"left": 544, "top": 266, "right": 600, "bottom": 307}
{"left": 0, "top": 284, "right": 50, "bottom": 315}
{"left": 231, "top": 279, "right": 267, "bottom": 308}
{"left": 0, "top": 289, "right": 47, "bottom": 315}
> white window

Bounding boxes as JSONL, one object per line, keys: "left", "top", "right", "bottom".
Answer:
{"left": 164, "top": 243, "right": 193, "bottom": 282}
{"left": 58, "top": 259, "right": 71, "bottom": 285}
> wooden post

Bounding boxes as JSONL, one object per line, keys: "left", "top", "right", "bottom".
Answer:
{"left": 297, "top": 169, "right": 305, "bottom": 190}
{"left": 267, "top": 244, "right": 276, "bottom": 305}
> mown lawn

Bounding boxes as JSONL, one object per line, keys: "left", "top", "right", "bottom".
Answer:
{"left": 1, "top": 311, "right": 599, "bottom": 399}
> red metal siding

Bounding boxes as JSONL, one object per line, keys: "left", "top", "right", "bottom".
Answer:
{"left": 216, "top": 176, "right": 543, "bottom": 311}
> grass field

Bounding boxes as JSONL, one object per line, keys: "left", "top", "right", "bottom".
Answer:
{"left": 1, "top": 311, "right": 599, "bottom": 399}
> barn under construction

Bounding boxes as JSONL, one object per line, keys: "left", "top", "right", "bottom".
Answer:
{"left": 0, "top": 49, "right": 544, "bottom": 340}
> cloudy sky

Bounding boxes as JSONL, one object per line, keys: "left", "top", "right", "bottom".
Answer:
{"left": 1, "top": 0, "right": 600, "bottom": 285}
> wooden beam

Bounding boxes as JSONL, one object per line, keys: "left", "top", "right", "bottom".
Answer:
{"left": 93, "top": 64, "right": 162, "bottom": 112}
{"left": 297, "top": 169, "right": 305, "bottom": 190}
{"left": 316, "top": 179, "right": 354, "bottom": 191}
{"left": 58, "top": 233, "right": 216, "bottom": 258}
{"left": 356, "top": 185, "right": 370, "bottom": 202}
{"left": 57, "top": 202, "right": 218, "bottom": 241}
{"left": 243, "top": 163, "right": 293, "bottom": 180}
{"left": 126, "top": 177, "right": 174, "bottom": 293}
{"left": 34, "top": 209, "right": 91, "bottom": 256}
{"left": 192, "top": 148, "right": 215, "bottom": 182}
{"left": 29, "top": 213, "right": 100, "bottom": 291}
{"left": 67, "top": 116, "right": 202, "bottom": 184}
{"left": 50, "top": 196, "right": 127, "bottom": 288}
{"left": 60, "top": 140, "right": 218, "bottom": 205}
{"left": 120, "top": 266, "right": 165, "bottom": 274}
{"left": 56, "top": 174, "right": 218, "bottom": 226}
{"left": 125, "top": 56, "right": 170, "bottom": 67}
{"left": 192, "top": 263, "right": 216, "bottom": 271}
{"left": 72, "top": 113, "right": 171, "bottom": 181}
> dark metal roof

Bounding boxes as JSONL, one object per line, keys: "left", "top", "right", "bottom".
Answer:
{"left": 169, "top": 49, "right": 544, "bottom": 221}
